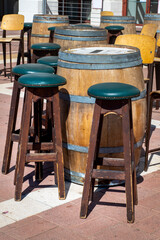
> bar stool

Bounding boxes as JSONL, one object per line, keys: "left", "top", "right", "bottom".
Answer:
{"left": 17, "top": 22, "right": 32, "bottom": 64}
{"left": 105, "top": 25, "right": 124, "bottom": 44}
{"left": 15, "top": 73, "right": 66, "bottom": 201}
{"left": 31, "top": 43, "right": 61, "bottom": 63}
{"left": 2, "top": 64, "right": 54, "bottom": 175}
{"left": 80, "top": 82, "right": 140, "bottom": 223}
{"left": 145, "top": 90, "right": 160, "bottom": 171}
{"left": 48, "top": 26, "right": 56, "bottom": 43}
{"left": 37, "top": 56, "right": 58, "bottom": 73}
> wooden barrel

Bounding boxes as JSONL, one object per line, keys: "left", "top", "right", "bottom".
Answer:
{"left": 57, "top": 45, "right": 146, "bottom": 184}
{"left": 100, "top": 16, "right": 136, "bottom": 34}
{"left": 54, "top": 26, "right": 107, "bottom": 50}
{"left": 31, "top": 14, "right": 69, "bottom": 45}
{"left": 144, "top": 14, "right": 160, "bottom": 39}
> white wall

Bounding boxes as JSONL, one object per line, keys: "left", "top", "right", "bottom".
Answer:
{"left": 103, "top": 0, "right": 122, "bottom": 16}
{"left": 19, "top": 0, "right": 43, "bottom": 22}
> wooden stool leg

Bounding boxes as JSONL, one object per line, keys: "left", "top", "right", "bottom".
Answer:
{"left": 129, "top": 101, "right": 138, "bottom": 205}
{"left": 80, "top": 100, "right": 102, "bottom": 218}
{"left": 145, "top": 95, "right": 154, "bottom": 171}
{"left": 15, "top": 90, "right": 33, "bottom": 201}
{"left": 122, "top": 101, "right": 134, "bottom": 223}
{"left": 2, "top": 79, "right": 21, "bottom": 174}
{"left": 34, "top": 100, "right": 43, "bottom": 181}
{"left": 52, "top": 89, "right": 65, "bottom": 199}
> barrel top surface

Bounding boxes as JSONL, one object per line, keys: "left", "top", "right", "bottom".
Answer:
{"left": 58, "top": 46, "right": 142, "bottom": 69}
{"left": 31, "top": 42, "right": 61, "bottom": 50}
{"left": 18, "top": 73, "right": 66, "bottom": 88}
{"left": 55, "top": 26, "right": 106, "bottom": 37}
{"left": 101, "top": 15, "right": 135, "bottom": 20}
{"left": 33, "top": 14, "right": 69, "bottom": 20}
{"left": 88, "top": 82, "right": 140, "bottom": 100}
{"left": 13, "top": 63, "right": 54, "bottom": 75}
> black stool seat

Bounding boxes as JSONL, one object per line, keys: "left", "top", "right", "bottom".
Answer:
{"left": 18, "top": 72, "right": 66, "bottom": 87}
{"left": 31, "top": 43, "right": 61, "bottom": 50}
{"left": 88, "top": 82, "right": 140, "bottom": 99}
{"left": 80, "top": 82, "right": 139, "bottom": 223}
{"left": 13, "top": 63, "right": 54, "bottom": 75}
{"left": 37, "top": 56, "right": 58, "bottom": 68}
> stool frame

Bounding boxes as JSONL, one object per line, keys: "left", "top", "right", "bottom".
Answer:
{"left": 15, "top": 86, "right": 65, "bottom": 201}
{"left": 80, "top": 98, "right": 138, "bottom": 223}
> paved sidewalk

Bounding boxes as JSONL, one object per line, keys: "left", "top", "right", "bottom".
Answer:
{"left": 0, "top": 42, "right": 160, "bottom": 239}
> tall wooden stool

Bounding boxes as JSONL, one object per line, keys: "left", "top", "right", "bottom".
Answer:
{"left": 37, "top": 56, "right": 58, "bottom": 73}
{"left": 17, "top": 22, "right": 32, "bottom": 64}
{"left": 15, "top": 73, "right": 66, "bottom": 201}
{"left": 105, "top": 25, "right": 124, "bottom": 44}
{"left": 48, "top": 26, "right": 56, "bottom": 43}
{"left": 2, "top": 64, "right": 54, "bottom": 175}
{"left": 145, "top": 91, "right": 160, "bottom": 171}
{"left": 31, "top": 43, "right": 61, "bottom": 63}
{"left": 80, "top": 82, "right": 140, "bottom": 223}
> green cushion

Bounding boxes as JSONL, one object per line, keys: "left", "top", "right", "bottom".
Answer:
{"left": 24, "top": 22, "right": 32, "bottom": 29}
{"left": 48, "top": 26, "right": 56, "bottom": 31}
{"left": 105, "top": 25, "right": 124, "bottom": 31}
{"left": 12, "top": 63, "right": 54, "bottom": 75}
{"left": 88, "top": 83, "right": 140, "bottom": 100}
{"left": 31, "top": 43, "right": 61, "bottom": 50}
{"left": 18, "top": 73, "right": 66, "bottom": 88}
{"left": 37, "top": 56, "right": 58, "bottom": 67}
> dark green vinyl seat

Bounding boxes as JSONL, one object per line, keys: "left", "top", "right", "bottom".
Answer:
{"left": 37, "top": 56, "right": 58, "bottom": 68}
{"left": 80, "top": 82, "right": 140, "bottom": 223}
{"left": 13, "top": 63, "right": 54, "bottom": 76}
{"left": 105, "top": 25, "right": 124, "bottom": 31}
{"left": 14, "top": 72, "right": 66, "bottom": 201}
{"left": 88, "top": 82, "right": 140, "bottom": 100}
{"left": 18, "top": 72, "right": 66, "bottom": 88}
{"left": 31, "top": 43, "right": 60, "bottom": 51}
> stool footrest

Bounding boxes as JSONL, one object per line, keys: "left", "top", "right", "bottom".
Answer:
{"left": 27, "top": 142, "right": 53, "bottom": 151}
{"left": 26, "top": 152, "right": 57, "bottom": 162}
{"left": 92, "top": 169, "right": 125, "bottom": 180}
{"left": 101, "top": 157, "right": 125, "bottom": 167}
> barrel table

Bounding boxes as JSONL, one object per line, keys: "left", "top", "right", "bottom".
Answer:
{"left": 57, "top": 45, "right": 146, "bottom": 184}
{"left": 31, "top": 14, "right": 69, "bottom": 45}
{"left": 54, "top": 26, "right": 107, "bottom": 50}
{"left": 100, "top": 16, "right": 136, "bottom": 34}
{"left": 144, "top": 14, "right": 160, "bottom": 39}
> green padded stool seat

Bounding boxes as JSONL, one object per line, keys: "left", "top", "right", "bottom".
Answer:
{"left": 31, "top": 43, "right": 61, "bottom": 63}
{"left": 80, "top": 82, "right": 139, "bottom": 223}
{"left": 37, "top": 56, "right": 58, "bottom": 68}
{"left": 88, "top": 82, "right": 140, "bottom": 100}
{"left": 24, "top": 22, "right": 32, "bottom": 29}
{"left": 105, "top": 25, "right": 124, "bottom": 44}
{"left": 105, "top": 25, "right": 124, "bottom": 31}
{"left": 15, "top": 72, "right": 66, "bottom": 201}
{"left": 31, "top": 43, "right": 60, "bottom": 51}
{"left": 13, "top": 63, "right": 54, "bottom": 76}
{"left": 18, "top": 72, "right": 66, "bottom": 88}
